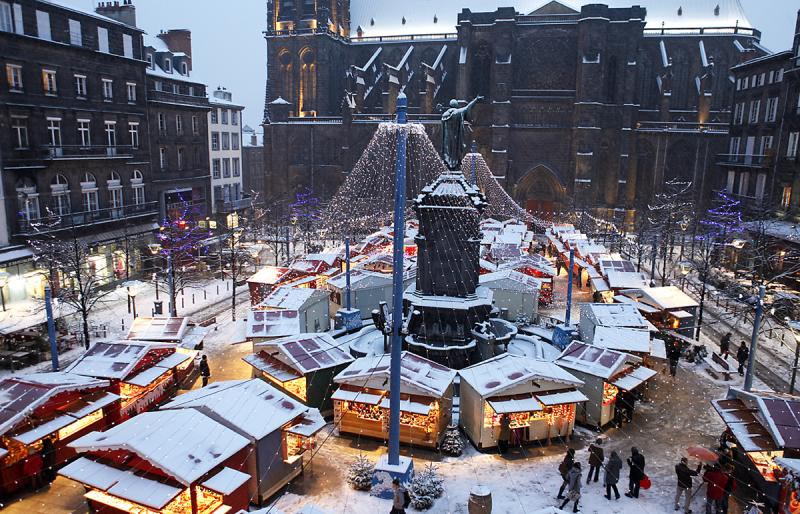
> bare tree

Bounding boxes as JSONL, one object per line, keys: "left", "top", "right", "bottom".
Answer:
{"left": 216, "top": 207, "right": 264, "bottom": 321}
{"left": 647, "top": 178, "right": 694, "bottom": 285}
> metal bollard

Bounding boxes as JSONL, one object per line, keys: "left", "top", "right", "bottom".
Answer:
{"left": 204, "top": 290, "right": 207, "bottom": 300}
{"left": 192, "top": 294, "right": 195, "bottom": 304}
{"left": 181, "top": 297, "right": 184, "bottom": 309}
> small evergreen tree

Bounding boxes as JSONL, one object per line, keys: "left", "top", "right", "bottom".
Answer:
{"left": 440, "top": 425, "right": 464, "bottom": 456}
{"left": 409, "top": 464, "right": 445, "bottom": 509}
{"left": 346, "top": 454, "right": 374, "bottom": 491}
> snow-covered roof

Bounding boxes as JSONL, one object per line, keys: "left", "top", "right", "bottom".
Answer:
{"left": 127, "top": 316, "right": 189, "bottom": 342}
{"left": 621, "top": 286, "right": 699, "bottom": 310}
{"left": 201, "top": 467, "right": 250, "bottom": 495}
{"left": 39, "top": 0, "right": 145, "bottom": 31}
{"left": 498, "top": 254, "right": 556, "bottom": 277}
{"left": 728, "top": 389, "right": 800, "bottom": 450}
{"left": 65, "top": 340, "right": 173, "bottom": 380}
{"left": 0, "top": 373, "right": 109, "bottom": 437}
{"left": 334, "top": 352, "right": 456, "bottom": 398}
{"left": 611, "top": 365, "right": 658, "bottom": 391}
{"left": 580, "top": 303, "right": 649, "bottom": 329}
{"left": 247, "top": 309, "right": 301, "bottom": 338}
{"left": 605, "top": 270, "right": 650, "bottom": 290}
{"left": 479, "top": 269, "right": 542, "bottom": 292}
{"left": 260, "top": 286, "right": 329, "bottom": 310}
{"left": 459, "top": 353, "right": 583, "bottom": 397}
{"left": 556, "top": 341, "right": 639, "bottom": 379}
{"left": 592, "top": 327, "right": 651, "bottom": 354}
{"left": 248, "top": 267, "right": 290, "bottom": 285}
{"left": 70, "top": 409, "right": 249, "bottom": 486}
{"left": 252, "top": 333, "right": 353, "bottom": 374}
{"left": 327, "top": 269, "right": 392, "bottom": 290}
{"left": 744, "top": 220, "right": 800, "bottom": 244}
{"left": 163, "top": 379, "right": 316, "bottom": 441}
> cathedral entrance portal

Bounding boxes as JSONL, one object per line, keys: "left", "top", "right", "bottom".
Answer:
{"left": 514, "top": 165, "right": 567, "bottom": 218}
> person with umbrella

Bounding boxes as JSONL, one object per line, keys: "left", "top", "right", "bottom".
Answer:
{"left": 736, "top": 342, "right": 749, "bottom": 376}
{"left": 675, "top": 457, "right": 702, "bottom": 513}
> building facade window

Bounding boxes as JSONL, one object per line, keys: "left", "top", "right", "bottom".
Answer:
{"left": 102, "top": 78, "right": 113, "bottom": 101}
{"left": 211, "top": 132, "right": 219, "bottom": 151}
{"left": 6, "top": 64, "right": 22, "bottom": 91}
{"left": 104, "top": 121, "right": 116, "bottom": 148}
{"left": 212, "top": 158, "right": 221, "bottom": 179}
{"left": 222, "top": 158, "right": 230, "bottom": 178}
{"left": 159, "top": 147, "right": 167, "bottom": 169}
{"left": 122, "top": 34, "right": 133, "bottom": 58}
{"left": 781, "top": 186, "right": 792, "bottom": 210}
{"left": 78, "top": 119, "right": 91, "bottom": 147}
{"left": 221, "top": 109, "right": 228, "bottom": 124}
{"left": 158, "top": 113, "right": 167, "bottom": 134}
{"left": 126, "top": 82, "right": 136, "bottom": 102}
{"left": 177, "top": 147, "right": 184, "bottom": 170}
{"left": 191, "top": 115, "right": 199, "bottom": 135}
{"left": 176, "top": 115, "right": 183, "bottom": 136}
{"left": 164, "top": 58, "right": 171, "bottom": 72}
{"left": 776, "top": 68, "right": 784, "bottom": 82}
{"left": 97, "top": 26, "right": 109, "bottom": 53}
{"left": 75, "top": 74, "right": 87, "bottom": 97}
{"left": 729, "top": 137, "right": 741, "bottom": 156}
{"left": 0, "top": 2, "right": 13, "bottom": 32}
{"left": 109, "top": 171, "right": 123, "bottom": 217}
{"left": 221, "top": 132, "right": 230, "bottom": 150}
{"left": 788, "top": 132, "right": 800, "bottom": 159}
{"left": 42, "top": 69, "right": 57, "bottom": 95}
{"left": 17, "top": 182, "right": 40, "bottom": 222}
{"left": 51, "top": 174, "right": 71, "bottom": 216}
{"left": 738, "top": 171, "right": 750, "bottom": 197}
{"left": 68, "top": 19, "right": 82, "bottom": 46}
{"left": 47, "top": 118, "right": 61, "bottom": 147}
{"left": 232, "top": 158, "right": 240, "bottom": 177}
{"left": 211, "top": 109, "right": 218, "bottom": 124}
{"left": 734, "top": 102, "right": 745, "bottom": 125}
{"left": 748, "top": 99, "right": 760, "bottom": 124}
{"left": 766, "top": 97, "right": 779, "bottom": 122}
{"left": 231, "top": 111, "right": 238, "bottom": 126}
{"left": 11, "top": 116, "right": 27, "bottom": 149}
{"left": 35, "top": 10, "right": 50, "bottom": 40}
{"left": 232, "top": 133, "right": 239, "bottom": 150}
{"left": 81, "top": 172, "right": 98, "bottom": 212}
{"left": 132, "top": 170, "right": 145, "bottom": 205}
{"left": 128, "top": 122, "right": 139, "bottom": 148}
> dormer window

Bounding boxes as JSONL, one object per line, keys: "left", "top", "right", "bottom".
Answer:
{"left": 147, "top": 53, "right": 153, "bottom": 68}
{"left": 164, "top": 58, "right": 172, "bottom": 73}
{"left": 181, "top": 62, "right": 188, "bottom": 75}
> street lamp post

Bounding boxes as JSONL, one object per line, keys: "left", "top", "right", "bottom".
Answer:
{"left": 130, "top": 286, "right": 138, "bottom": 319}
{"left": 0, "top": 271, "right": 10, "bottom": 312}
{"left": 148, "top": 243, "right": 175, "bottom": 316}
{"left": 788, "top": 321, "right": 800, "bottom": 394}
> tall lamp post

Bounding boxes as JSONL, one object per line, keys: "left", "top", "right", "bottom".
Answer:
{"left": 788, "top": 320, "right": 800, "bottom": 394}
{"left": 0, "top": 271, "right": 10, "bottom": 312}
{"left": 148, "top": 243, "right": 175, "bottom": 316}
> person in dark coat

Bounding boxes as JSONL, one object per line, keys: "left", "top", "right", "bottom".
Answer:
{"left": 391, "top": 477, "right": 407, "bottom": 514}
{"left": 604, "top": 450, "right": 623, "bottom": 500}
{"left": 721, "top": 459, "right": 736, "bottom": 514}
{"left": 674, "top": 457, "right": 701, "bottom": 513}
{"left": 625, "top": 447, "right": 646, "bottom": 499}
{"left": 41, "top": 437, "right": 56, "bottom": 482}
{"left": 498, "top": 414, "right": 511, "bottom": 455}
{"left": 199, "top": 354, "right": 211, "bottom": 387}
{"left": 667, "top": 340, "right": 682, "bottom": 377}
{"left": 736, "top": 343, "right": 749, "bottom": 376}
{"left": 557, "top": 448, "right": 576, "bottom": 499}
{"left": 559, "top": 462, "right": 582, "bottom": 513}
{"left": 720, "top": 332, "right": 732, "bottom": 359}
{"left": 703, "top": 463, "right": 729, "bottom": 514}
{"left": 618, "top": 390, "right": 636, "bottom": 423}
{"left": 587, "top": 438, "right": 604, "bottom": 483}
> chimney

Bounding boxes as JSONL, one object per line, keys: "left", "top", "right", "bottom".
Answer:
{"left": 95, "top": 0, "right": 137, "bottom": 28}
{"left": 251, "top": 133, "right": 258, "bottom": 146}
{"left": 157, "top": 29, "right": 193, "bottom": 70}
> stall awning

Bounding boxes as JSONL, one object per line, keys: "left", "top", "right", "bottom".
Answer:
{"left": 711, "top": 399, "right": 757, "bottom": 425}
{"left": 242, "top": 352, "right": 302, "bottom": 382}
{"left": 201, "top": 467, "right": 250, "bottom": 496}
{"left": 488, "top": 396, "right": 543, "bottom": 414}
{"left": 155, "top": 352, "right": 193, "bottom": 370}
{"left": 123, "top": 365, "right": 171, "bottom": 388}
{"left": 69, "top": 393, "right": 120, "bottom": 419}
{"left": 379, "top": 398, "right": 432, "bottom": 416}
{"left": 590, "top": 277, "right": 611, "bottom": 292}
{"left": 537, "top": 390, "right": 589, "bottom": 406}
{"left": 670, "top": 310, "right": 694, "bottom": 319}
{"left": 286, "top": 411, "right": 327, "bottom": 437}
{"left": 728, "top": 422, "right": 778, "bottom": 453}
{"left": 13, "top": 414, "right": 75, "bottom": 445}
{"left": 611, "top": 367, "right": 657, "bottom": 392}
{"left": 61, "top": 457, "right": 127, "bottom": 490}
{"left": 330, "top": 388, "right": 382, "bottom": 405}
{"left": 613, "top": 296, "right": 660, "bottom": 314}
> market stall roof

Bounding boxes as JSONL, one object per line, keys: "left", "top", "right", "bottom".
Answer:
{"left": 259, "top": 286, "right": 329, "bottom": 311}
{"left": 70, "top": 409, "right": 249, "bottom": 486}
{"left": 327, "top": 269, "right": 391, "bottom": 290}
{"left": 0, "top": 372, "right": 109, "bottom": 437}
{"left": 201, "top": 467, "right": 250, "bottom": 496}
{"left": 459, "top": 353, "right": 583, "bottom": 397}
{"left": 592, "top": 327, "right": 651, "bottom": 354}
{"left": 247, "top": 309, "right": 301, "bottom": 338}
{"left": 378, "top": 397, "right": 433, "bottom": 415}
{"left": 65, "top": 341, "right": 173, "bottom": 380}
{"left": 163, "top": 379, "right": 313, "bottom": 441}
{"left": 126, "top": 317, "right": 189, "bottom": 342}
{"left": 248, "top": 266, "right": 290, "bottom": 285}
{"left": 537, "top": 390, "right": 589, "bottom": 406}
{"left": 289, "top": 253, "right": 340, "bottom": 274}
{"left": 612, "top": 295, "right": 661, "bottom": 314}
{"left": 599, "top": 259, "right": 637, "bottom": 274}
{"left": 153, "top": 351, "right": 193, "bottom": 370}
{"left": 605, "top": 271, "right": 650, "bottom": 290}
{"left": 620, "top": 286, "right": 699, "bottom": 310}
{"left": 334, "top": 351, "right": 456, "bottom": 398}
{"left": 611, "top": 366, "right": 658, "bottom": 391}
{"left": 711, "top": 396, "right": 781, "bottom": 452}
{"left": 556, "top": 342, "right": 639, "bottom": 380}
{"left": 488, "top": 395, "right": 543, "bottom": 414}
{"left": 123, "top": 365, "right": 171, "bottom": 388}
{"left": 498, "top": 254, "right": 557, "bottom": 277}
{"left": 330, "top": 387, "right": 383, "bottom": 405}
{"left": 243, "top": 351, "right": 302, "bottom": 382}
{"left": 581, "top": 303, "right": 649, "bottom": 329}
{"left": 479, "top": 269, "right": 542, "bottom": 292}
{"left": 285, "top": 409, "right": 326, "bottom": 437}
{"left": 730, "top": 389, "right": 800, "bottom": 450}
{"left": 253, "top": 333, "right": 354, "bottom": 374}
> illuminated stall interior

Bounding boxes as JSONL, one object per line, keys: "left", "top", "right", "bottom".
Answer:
{"left": 332, "top": 352, "right": 456, "bottom": 448}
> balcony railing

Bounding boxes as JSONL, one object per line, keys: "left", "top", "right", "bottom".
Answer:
{"left": 215, "top": 197, "right": 253, "bottom": 214}
{"left": 147, "top": 89, "right": 209, "bottom": 107}
{"left": 716, "top": 153, "right": 772, "bottom": 168}
{"left": 16, "top": 201, "right": 159, "bottom": 236}
{"left": 5, "top": 145, "right": 137, "bottom": 164}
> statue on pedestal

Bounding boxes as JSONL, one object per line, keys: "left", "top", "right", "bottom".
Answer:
{"left": 441, "top": 96, "right": 482, "bottom": 170}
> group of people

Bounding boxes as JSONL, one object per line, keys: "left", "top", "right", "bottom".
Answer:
{"left": 720, "top": 332, "right": 750, "bottom": 376}
{"left": 675, "top": 455, "right": 740, "bottom": 514}
{"left": 555, "top": 442, "right": 646, "bottom": 513}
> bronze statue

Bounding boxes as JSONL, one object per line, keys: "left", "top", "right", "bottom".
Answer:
{"left": 441, "top": 96, "right": 482, "bottom": 170}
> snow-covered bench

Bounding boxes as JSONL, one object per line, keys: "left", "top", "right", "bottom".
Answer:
{"left": 704, "top": 352, "right": 733, "bottom": 381}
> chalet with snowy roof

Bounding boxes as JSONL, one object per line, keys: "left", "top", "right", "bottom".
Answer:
{"left": 64, "top": 340, "right": 193, "bottom": 418}
{"left": 617, "top": 286, "right": 699, "bottom": 337}
{"left": 62, "top": 409, "right": 250, "bottom": 513}
{"left": 247, "top": 266, "right": 291, "bottom": 305}
{"left": 243, "top": 333, "right": 353, "bottom": 413}
{"left": 0, "top": 372, "right": 116, "bottom": 495}
{"left": 126, "top": 316, "right": 208, "bottom": 350}
{"left": 332, "top": 352, "right": 456, "bottom": 448}
{"left": 162, "top": 379, "right": 326, "bottom": 503}
{"left": 458, "top": 354, "right": 586, "bottom": 450}
{"left": 326, "top": 269, "right": 393, "bottom": 319}
{"left": 246, "top": 286, "right": 330, "bottom": 340}
{"left": 556, "top": 342, "right": 656, "bottom": 428}
{"left": 497, "top": 254, "right": 556, "bottom": 305}
{"left": 479, "top": 269, "right": 541, "bottom": 322}
{"left": 578, "top": 304, "right": 665, "bottom": 360}
{"left": 712, "top": 388, "right": 800, "bottom": 508}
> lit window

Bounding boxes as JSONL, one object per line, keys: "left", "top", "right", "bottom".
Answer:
{"left": 781, "top": 186, "right": 792, "bottom": 210}
{"left": 5, "top": 64, "right": 22, "bottom": 91}
{"left": 42, "top": 69, "right": 57, "bottom": 95}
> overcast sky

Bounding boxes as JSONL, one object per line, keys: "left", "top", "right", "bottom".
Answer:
{"left": 59, "top": 0, "right": 798, "bottom": 129}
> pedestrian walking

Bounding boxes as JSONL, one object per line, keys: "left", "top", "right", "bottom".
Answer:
{"left": 199, "top": 354, "right": 211, "bottom": 387}
{"left": 41, "top": 437, "right": 56, "bottom": 482}
{"left": 391, "top": 477, "right": 408, "bottom": 514}
{"left": 667, "top": 340, "right": 682, "bottom": 377}
{"left": 720, "top": 332, "right": 732, "bottom": 359}
{"left": 674, "top": 457, "right": 702, "bottom": 513}
{"left": 625, "top": 447, "right": 646, "bottom": 499}
{"left": 557, "top": 448, "right": 576, "bottom": 499}
{"left": 587, "top": 438, "right": 604, "bottom": 484}
{"left": 604, "top": 450, "right": 623, "bottom": 501}
{"left": 720, "top": 459, "right": 736, "bottom": 514}
{"left": 703, "top": 464, "right": 728, "bottom": 514}
{"left": 559, "top": 462, "right": 582, "bottom": 513}
{"left": 736, "top": 342, "right": 749, "bottom": 376}
{"left": 498, "top": 413, "right": 510, "bottom": 455}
